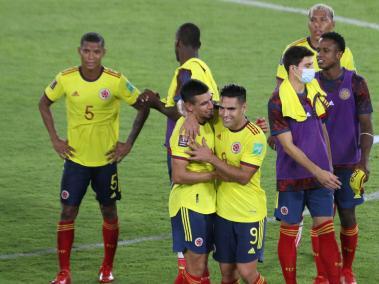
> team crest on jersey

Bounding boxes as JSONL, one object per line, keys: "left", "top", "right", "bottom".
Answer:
{"left": 280, "top": 206, "right": 288, "bottom": 216}
{"left": 194, "top": 237, "right": 204, "bottom": 247}
{"left": 99, "top": 88, "right": 111, "bottom": 100}
{"left": 231, "top": 142, "right": 241, "bottom": 154}
{"left": 61, "top": 190, "right": 70, "bottom": 200}
{"left": 50, "top": 80, "right": 57, "bottom": 90}
{"left": 339, "top": 88, "right": 351, "bottom": 100}
{"left": 178, "top": 135, "right": 189, "bottom": 147}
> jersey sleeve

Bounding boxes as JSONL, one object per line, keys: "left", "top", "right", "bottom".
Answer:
{"left": 341, "top": 47, "right": 356, "bottom": 72}
{"left": 352, "top": 73, "right": 373, "bottom": 114}
{"left": 241, "top": 131, "right": 267, "bottom": 168}
{"left": 165, "top": 69, "right": 192, "bottom": 107}
{"left": 268, "top": 95, "right": 290, "bottom": 135}
{"left": 169, "top": 119, "right": 190, "bottom": 160}
{"left": 276, "top": 48, "right": 288, "bottom": 79}
{"left": 44, "top": 73, "right": 65, "bottom": 101}
{"left": 116, "top": 74, "right": 140, "bottom": 105}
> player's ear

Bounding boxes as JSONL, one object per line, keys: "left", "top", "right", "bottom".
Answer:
{"left": 184, "top": 101, "right": 193, "bottom": 113}
{"left": 77, "top": 47, "right": 81, "bottom": 55}
{"left": 103, "top": 48, "right": 107, "bottom": 57}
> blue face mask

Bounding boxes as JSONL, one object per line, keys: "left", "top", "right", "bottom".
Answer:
{"left": 301, "top": 68, "right": 315, "bottom": 83}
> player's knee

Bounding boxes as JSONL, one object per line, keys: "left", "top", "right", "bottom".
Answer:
{"left": 338, "top": 208, "right": 356, "bottom": 227}
{"left": 60, "top": 205, "right": 79, "bottom": 221}
{"left": 239, "top": 269, "right": 258, "bottom": 283}
{"left": 100, "top": 203, "right": 117, "bottom": 220}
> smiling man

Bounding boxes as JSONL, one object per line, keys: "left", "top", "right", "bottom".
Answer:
{"left": 276, "top": 3, "right": 355, "bottom": 83}
{"left": 39, "top": 32, "right": 152, "bottom": 284}
{"left": 314, "top": 32, "right": 373, "bottom": 284}
{"left": 187, "top": 84, "right": 268, "bottom": 284}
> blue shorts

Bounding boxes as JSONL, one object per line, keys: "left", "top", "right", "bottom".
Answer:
{"left": 213, "top": 215, "right": 266, "bottom": 264}
{"left": 274, "top": 188, "right": 334, "bottom": 224}
{"left": 60, "top": 159, "right": 120, "bottom": 206}
{"left": 334, "top": 168, "right": 364, "bottom": 209}
{"left": 171, "top": 208, "right": 214, "bottom": 254}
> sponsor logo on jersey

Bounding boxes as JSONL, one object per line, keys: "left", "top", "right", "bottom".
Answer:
{"left": 178, "top": 135, "right": 188, "bottom": 147}
{"left": 61, "top": 190, "right": 70, "bottom": 200}
{"left": 126, "top": 81, "right": 135, "bottom": 93}
{"left": 50, "top": 80, "right": 57, "bottom": 90}
{"left": 339, "top": 88, "right": 351, "bottom": 100}
{"left": 216, "top": 134, "right": 221, "bottom": 140}
{"left": 194, "top": 237, "right": 204, "bottom": 247}
{"left": 231, "top": 142, "right": 241, "bottom": 154}
{"left": 99, "top": 88, "right": 111, "bottom": 100}
{"left": 280, "top": 206, "right": 288, "bottom": 215}
{"left": 71, "top": 91, "right": 79, "bottom": 97}
{"left": 252, "top": 143, "right": 263, "bottom": 155}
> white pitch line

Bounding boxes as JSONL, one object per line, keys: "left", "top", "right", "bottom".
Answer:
{"left": 1, "top": 192, "right": 379, "bottom": 261}
{"left": 221, "top": 0, "right": 379, "bottom": 31}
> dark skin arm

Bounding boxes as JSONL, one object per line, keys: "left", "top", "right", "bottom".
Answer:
{"left": 39, "top": 94, "right": 75, "bottom": 159}
{"left": 356, "top": 113, "right": 374, "bottom": 180}
{"left": 106, "top": 90, "right": 152, "bottom": 163}
{"left": 138, "top": 91, "right": 181, "bottom": 121}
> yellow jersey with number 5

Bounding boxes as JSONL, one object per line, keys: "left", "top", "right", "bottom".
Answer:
{"left": 44, "top": 66, "right": 140, "bottom": 167}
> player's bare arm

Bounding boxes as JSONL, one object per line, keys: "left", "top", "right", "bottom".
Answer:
{"left": 187, "top": 138, "right": 257, "bottom": 185}
{"left": 38, "top": 94, "right": 75, "bottom": 159}
{"left": 357, "top": 113, "right": 374, "bottom": 179}
{"left": 171, "top": 157, "right": 215, "bottom": 185}
{"left": 276, "top": 131, "right": 341, "bottom": 190}
{"left": 106, "top": 92, "right": 151, "bottom": 163}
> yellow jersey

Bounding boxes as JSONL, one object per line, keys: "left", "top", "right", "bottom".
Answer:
{"left": 165, "top": 58, "right": 219, "bottom": 107}
{"left": 276, "top": 37, "right": 356, "bottom": 80}
{"left": 45, "top": 66, "right": 139, "bottom": 167}
{"left": 214, "top": 118, "right": 267, "bottom": 223}
{"left": 168, "top": 117, "right": 216, "bottom": 217}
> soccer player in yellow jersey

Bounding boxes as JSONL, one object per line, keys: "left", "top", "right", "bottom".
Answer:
{"left": 169, "top": 79, "right": 216, "bottom": 284}
{"left": 188, "top": 84, "right": 268, "bottom": 284}
{"left": 39, "top": 32, "right": 152, "bottom": 284}
{"left": 139, "top": 22, "right": 219, "bottom": 275}
{"left": 276, "top": 3, "right": 355, "bottom": 83}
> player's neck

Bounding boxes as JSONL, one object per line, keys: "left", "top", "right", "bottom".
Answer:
{"left": 79, "top": 66, "right": 104, "bottom": 81}
{"left": 309, "top": 36, "right": 320, "bottom": 50}
{"left": 289, "top": 75, "right": 305, "bottom": 94}
{"left": 322, "top": 65, "right": 343, "bottom": 80}
{"left": 179, "top": 50, "right": 198, "bottom": 65}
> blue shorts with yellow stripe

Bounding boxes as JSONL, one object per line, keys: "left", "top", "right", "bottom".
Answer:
{"left": 171, "top": 207, "right": 215, "bottom": 254}
{"left": 213, "top": 214, "right": 266, "bottom": 263}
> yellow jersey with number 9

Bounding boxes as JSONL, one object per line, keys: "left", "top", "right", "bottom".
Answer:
{"left": 44, "top": 66, "right": 140, "bottom": 167}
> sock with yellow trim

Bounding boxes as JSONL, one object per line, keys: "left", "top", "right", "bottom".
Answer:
{"left": 253, "top": 273, "right": 267, "bottom": 284}
{"left": 340, "top": 224, "right": 358, "bottom": 271}
{"left": 311, "top": 228, "right": 327, "bottom": 279}
{"left": 57, "top": 220, "right": 75, "bottom": 271}
{"left": 102, "top": 218, "right": 119, "bottom": 267}
{"left": 315, "top": 220, "right": 341, "bottom": 284}
{"left": 278, "top": 224, "right": 298, "bottom": 284}
{"left": 183, "top": 269, "right": 202, "bottom": 284}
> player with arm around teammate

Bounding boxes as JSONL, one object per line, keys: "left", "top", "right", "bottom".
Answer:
{"left": 187, "top": 84, "right": 268, "bottom": 284}
{"left": 39, "top": 32, "right": 152, "bottom": 284}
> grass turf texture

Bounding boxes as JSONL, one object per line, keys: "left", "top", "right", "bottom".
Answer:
{"left": 0, "top": 0, "right": 378, "bottom": 283}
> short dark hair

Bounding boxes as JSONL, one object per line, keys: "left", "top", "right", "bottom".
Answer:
{"left": 177, "top": 23, "right": 201, "bottom": 49}
{"left": 180, "top": 79, "right": 209, "bottom": 103}
{"left": 80, "top": 32, "right": 105, "bottom": 47}
{"left": 283, "top": 46, "right": 314, "bottom": 72}
{"left": 220, "top": 84, "right": 246, "bottom": 103}
{"left": 320, "top": 32, "right": 345, "bottom": 53}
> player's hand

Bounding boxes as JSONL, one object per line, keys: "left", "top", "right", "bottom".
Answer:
{"left": 255, "top": 117, "right": 268, "bottom": 133}
{"left": 137, "top": 89, "right": 160, "bottom": 109}
{"left": 106, "top": 141, "right": 132, "bottom": 163}
{"left": 267, "top": 135, "right": 277, "bottom": 151}
{"left": 180, "top": 112, "right": 200, "bottom": 140}
{"left": 350, "top": 168, "right": 367, "bottom": 198}
{"left": 314, "top": 169, "right": 341, "bottom": 190}
{"left": 186, "top": 138, "right": 213, "bottom": 163}
{"left": 52, "top": 137, "right": 75, "bottom": 159}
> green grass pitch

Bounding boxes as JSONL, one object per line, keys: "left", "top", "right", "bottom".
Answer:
{"left": 0, "top": 0, "right": 378, "bottom": 283}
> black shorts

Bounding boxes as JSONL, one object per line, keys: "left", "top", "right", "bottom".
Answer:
{"left": 60, "top": 160, "right": 121, "bottom": 206}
